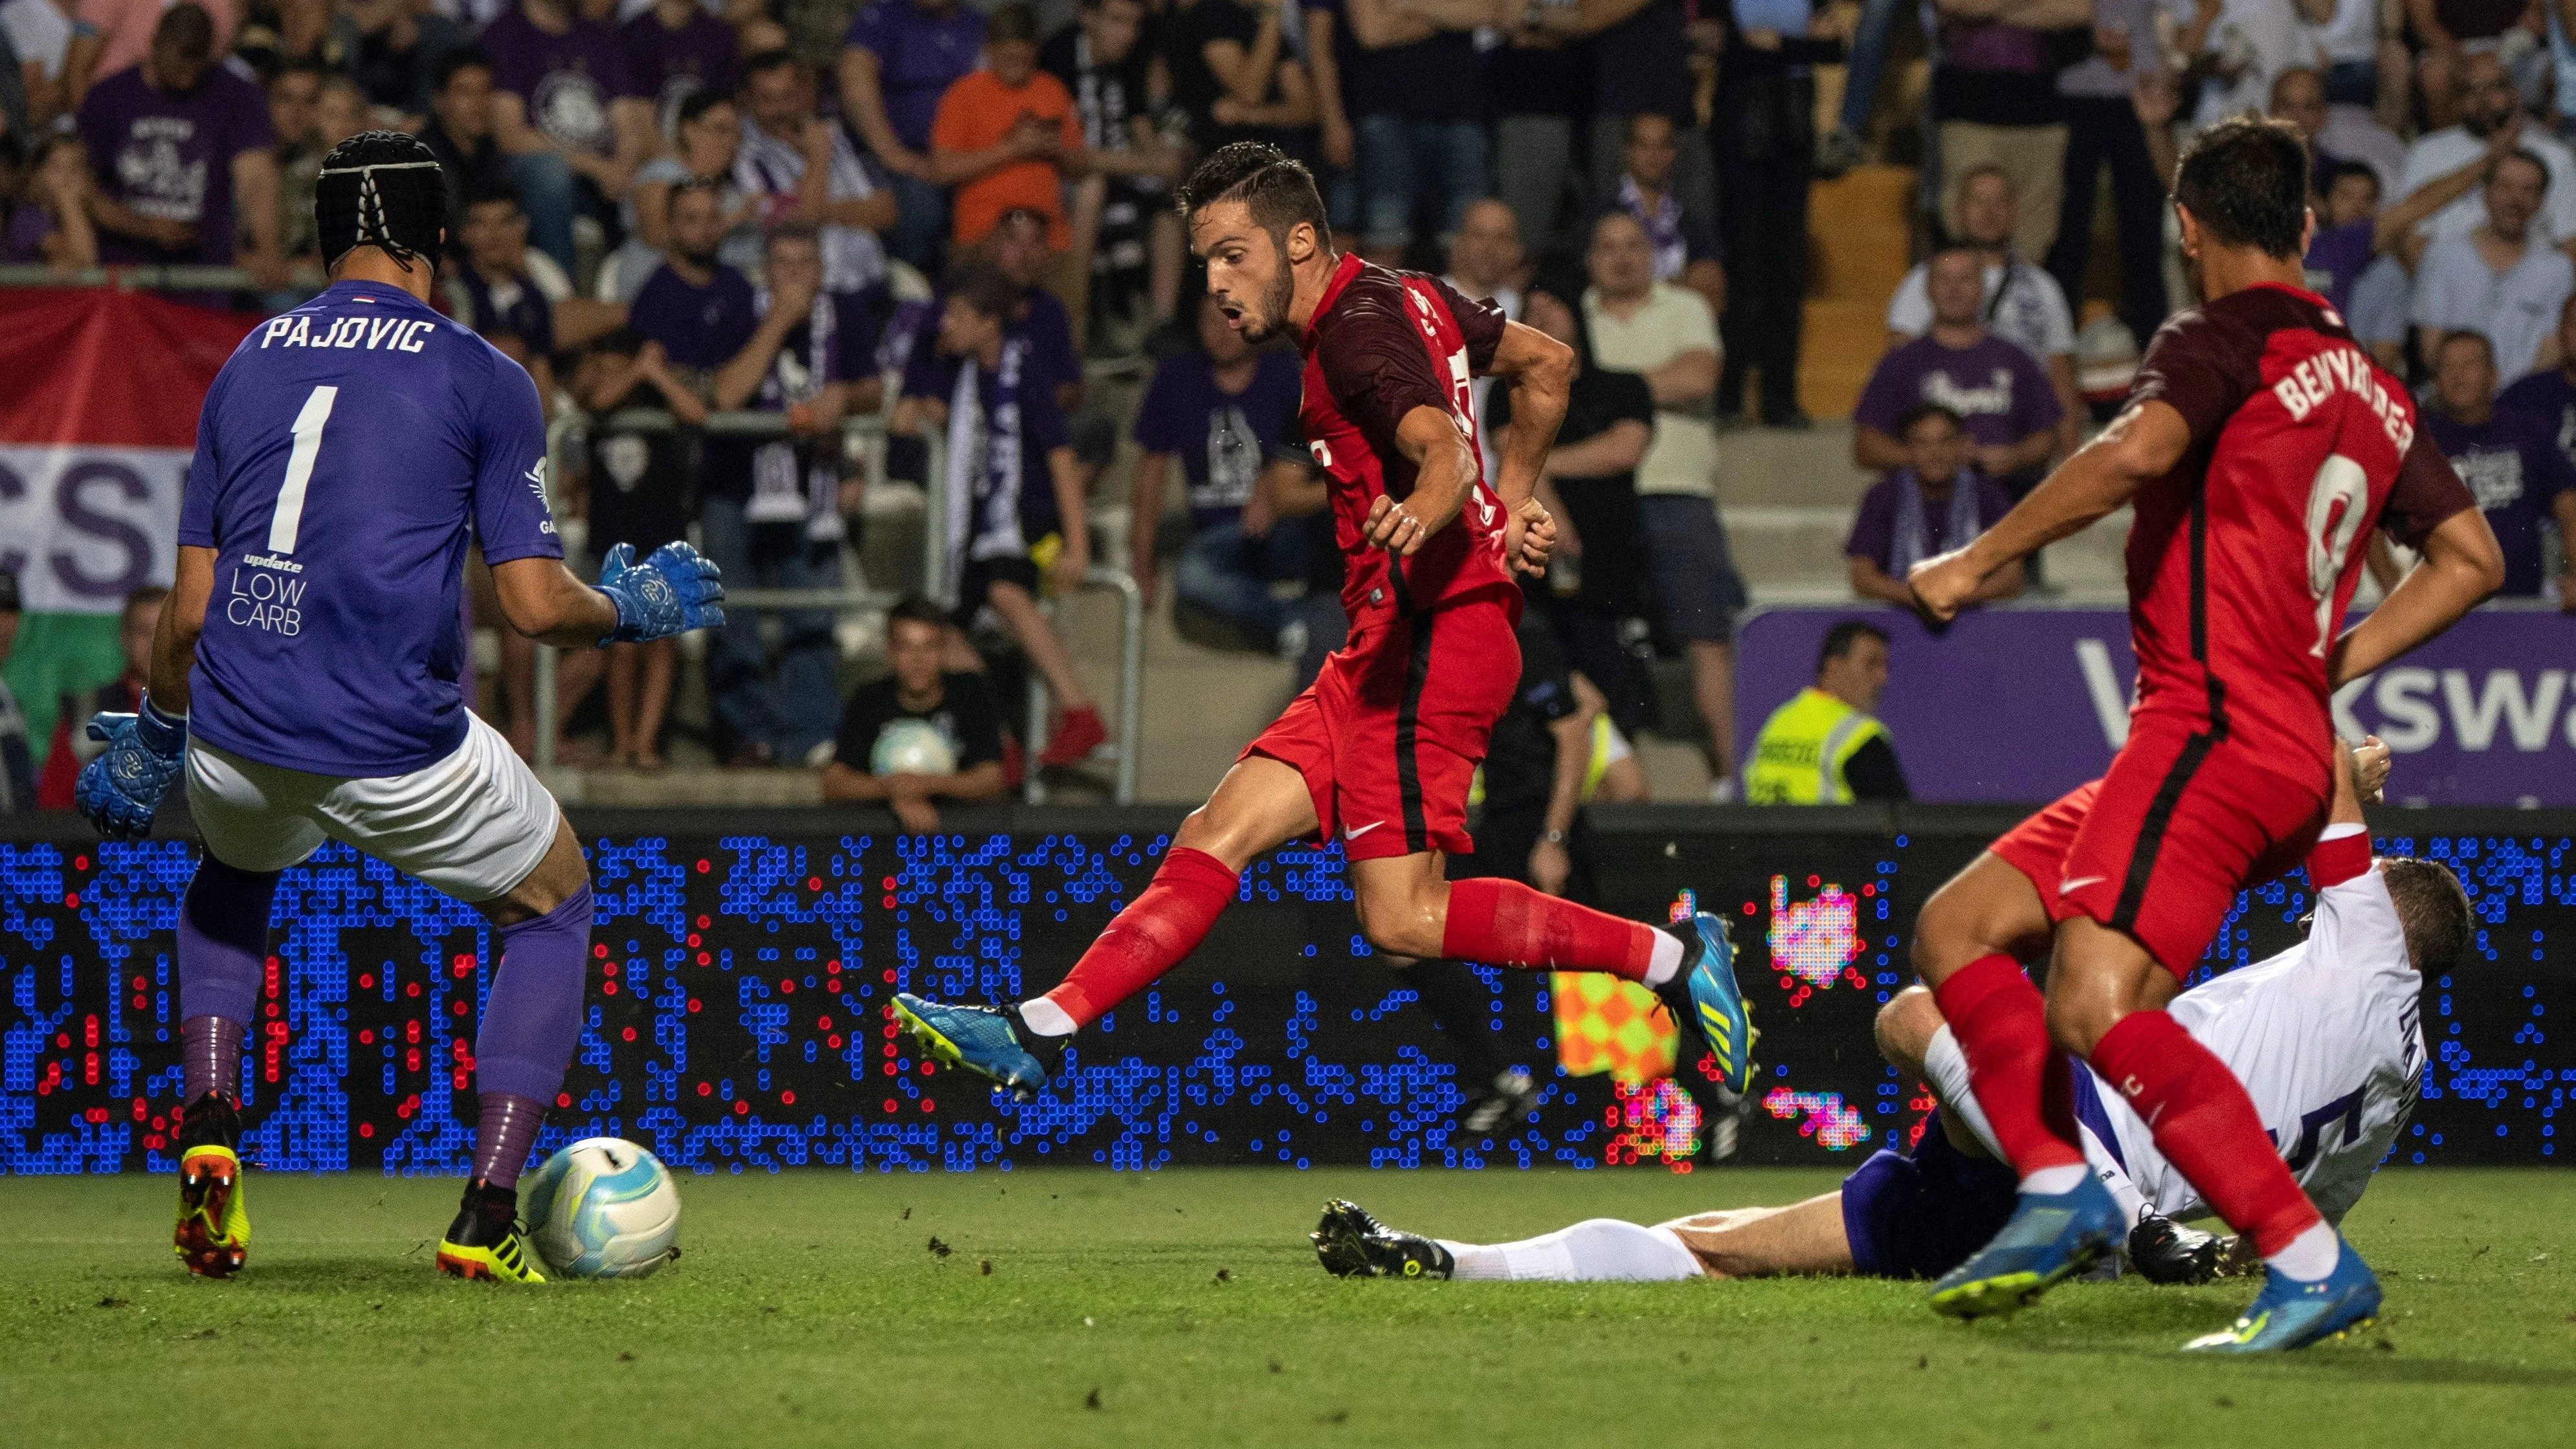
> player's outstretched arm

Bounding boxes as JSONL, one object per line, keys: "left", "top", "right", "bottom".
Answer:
{"left": 1482, "top": 320, "right": 1575, "bottom": 510}
{"left": 72, "top": 548, "right": 212, "bottom": 839}
{"left": 2327, "top": 506, "right": 2504, "bottom": 686}
{"left": 496, "top": 545, "right": 726, "bottom": 650}
{"left": 1907, "top": 399, "right": 2188, "bottom": 621}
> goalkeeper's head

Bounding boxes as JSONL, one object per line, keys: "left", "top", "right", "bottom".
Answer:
{"left": 316, "top": 130, "right": 447, "bottom": 278}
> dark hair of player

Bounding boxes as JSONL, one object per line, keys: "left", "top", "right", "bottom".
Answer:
{"left": 2171, "top": 116, "right": 2311, "bottom": 260}
{"left": 1893, "top": 401, "right": 1965, "bottom": 437}
{"left": 988, "top": 1, "right": 1040, "bottom": 44}
{"left": 738, "top": 49, "right": 799, "bottom": 87}
{"left": 2380, "top": 858, "right": 2472, "bottom": 973}
{"left": 886, "top": 595, "right": 949, "bottom": 632}
{"left": 1816, "top": 621, "right": 1889, "bottom": 674}
{"left": 317, "top": 130, "right": 447, "bottom": 273}
{"left": 2323, "top": 159, "right": 2380, "bottom": 200}
{"left": 0, "top": 569, "right": 19, "bottom": 614}
{"left": 1177, "top": 141, "right": 1331, "bottom": 254}
{"left": 946, "top": 262, "right": 1019, "bottom": 321}
{"left": 677, "top": 87, "right": 736, "bottom": 128}
{"left": 433, "top": 45, "right": 491, "bottom": 94}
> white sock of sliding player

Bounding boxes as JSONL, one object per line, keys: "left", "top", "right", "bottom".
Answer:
{"left": 2265, "top": 1221, "right": 2341, "bottom": 1281}
{"left": 1440, "top": 1220, "right": 1703, "bottom": 1282}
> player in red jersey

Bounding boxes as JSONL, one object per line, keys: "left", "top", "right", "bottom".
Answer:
{"left": 892, "top": 142, "right": 1757, "bottom": 1107}
{"left": 1898, "top": 116, "right": 2505, "bottom": 1351}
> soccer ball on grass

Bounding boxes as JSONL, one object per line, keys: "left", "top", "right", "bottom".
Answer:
{"left": 520, "top": 1137, "right": 682, "bottom": 1279}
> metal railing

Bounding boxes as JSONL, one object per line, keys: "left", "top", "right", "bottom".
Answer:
{"left": 531, "top": 406, "right": 1144, "bottom": 803}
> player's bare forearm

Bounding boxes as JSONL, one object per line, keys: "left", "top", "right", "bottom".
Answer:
{"left": 1370, "top": 406, "right": 1478, "bottom": 552}
{"left": 491, "top": 556, "right": 623, "bottom": 648}
{"left": 2327, "top": 509, "right": 2506, "bottom": 685}
{"left": 147, "top": 546, "right": 216, "bottom": 713}
{"left": 1487, "top": 320, "right": 1575, "bottom": 507}
{"left": 1910, "top": 401, "right": 2182, "bottom": 621}
{"left": 1974, "top": 403, "right": 2177, "bottom": 571}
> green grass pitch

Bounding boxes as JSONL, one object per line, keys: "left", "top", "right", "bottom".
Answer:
{"left": 3, "top": 1167, "right": 2571, "bottom": 1446}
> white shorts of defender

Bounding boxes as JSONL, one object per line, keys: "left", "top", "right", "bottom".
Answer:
{"left": 184, "top": 712, "right": 561, "bottom": 902}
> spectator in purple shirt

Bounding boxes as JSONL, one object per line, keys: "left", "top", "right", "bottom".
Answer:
{"left": 1852, "top": 246, "right": 2061, "bottom": 498}
{"left": 75, "top": 4, "right": 283, "bottom": 282}
{"left": 620, "top": 0, "right": 735, "bottom": 141}
{"left": 1845, "top": 402, "right": 2022, "bottom": 607}
{"left": 482, "top": 0, "right": 653, "bottom": 275}
{"left": 2418, "top": 329, "right": 2576, "bottom": 604}
{"left": 838, "top": 0, "right": 985, "bottom": 269}
{"left": 1129, "top": 293, "right": 1307, "bottom": 647}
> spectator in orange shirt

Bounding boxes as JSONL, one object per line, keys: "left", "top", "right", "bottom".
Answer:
{"left": 926, "top": 2, "right": 1085, "bottom": 250}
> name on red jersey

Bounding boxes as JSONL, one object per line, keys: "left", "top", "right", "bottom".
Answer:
{"left": 2268, "top": 343, "right": 2415, "bottom": 454}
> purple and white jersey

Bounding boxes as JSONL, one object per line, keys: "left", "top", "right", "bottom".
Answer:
{"left": 179, "top": 281, "right": 562, "bottom": 778}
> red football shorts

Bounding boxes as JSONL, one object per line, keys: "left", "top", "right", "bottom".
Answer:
{"left": 1991, "top": 718, "right": 2329, "bottom": 975}
{"left": 1241, "top": 595, "right": 1519, "bottom": 862}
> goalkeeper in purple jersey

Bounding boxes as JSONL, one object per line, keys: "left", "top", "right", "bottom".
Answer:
{"left": 75, "top": 131, "right": 724, "bottom": 1284}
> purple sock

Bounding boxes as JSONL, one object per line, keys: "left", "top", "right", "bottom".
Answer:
{"left": 473, "top": 1094, "right": 549, "bottom": 1189}
{"left": 472, "top": 887, "right": 592, "bottom": 1186}
{"left": 181, "top": 1016, "right": 244, "bottom": 1108}
{"left": 177, "top": 859, "right": 280, "bottom": 1102}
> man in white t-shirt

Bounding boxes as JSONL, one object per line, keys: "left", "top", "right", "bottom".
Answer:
{"left": 1583, "top": 208, "right": 1747, "bottom": 800}
{"left": 1314, "top": 740, "right": 2465, "bottom": 1290}
{"left": 2412, "top": 150, "right": 2576, "bottom": 381}
{"left": 2, "top": 0, "right": 96, "bottom": 127}
{"left": 1886, "top": 164, "right": 2081, "bottom": 452}
{"left": 2399, "top": 50, "right": 2576, "bottom": 252}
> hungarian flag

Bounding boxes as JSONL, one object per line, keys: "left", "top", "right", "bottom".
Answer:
{"left": 0, "top": 288, "right": 259, "bottom": 783}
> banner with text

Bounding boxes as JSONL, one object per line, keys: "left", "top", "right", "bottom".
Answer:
{"left": 1735, "top": 604, "right": 2576, "bottom": 806}
{"left": 0, "top": 288, "right": 256, "bottom": 613}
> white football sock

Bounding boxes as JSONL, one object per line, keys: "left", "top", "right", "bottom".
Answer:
{"left": 1440, "top": 1220, "right": 1703, "bottom": 1282}
{"left": 1920, "top": 1026, "right": 2004, "bottom": 1160}
{"left": 1643, "top": 930, "right": 1686, "bottom": 988}
{"left": 1015, "top": 997, "right": 1077, "bottom": 1039}
{"left": 2019, "top": 1164, "right": 2090, "bottom": 1196}
{"left": 2265, "top": 1221, "right": 2341, "bottom": 1281}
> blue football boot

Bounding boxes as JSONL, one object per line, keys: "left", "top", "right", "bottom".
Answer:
{"left": 892, "top": 995, "right": 1065, "bottom": 1098}
{"left": 1929, "top": 1171, "right": 2126, "bottom": 1319}
{"left": 2184, "top": 1236, "right": 2382, "bottom": 1353}
{"left": 1654, "top": 912, "right": 1758, "bottom": 1097}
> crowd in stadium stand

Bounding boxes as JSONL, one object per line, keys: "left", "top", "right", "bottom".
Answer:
{"left": 2, "top": 0, "right": 2574, "bottom": 815}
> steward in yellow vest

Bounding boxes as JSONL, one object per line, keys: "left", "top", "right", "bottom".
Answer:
{"left": 1744, "top": 621, "right": 1909, "bottom": 804}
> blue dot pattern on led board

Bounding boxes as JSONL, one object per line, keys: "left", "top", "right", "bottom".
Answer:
{"left": 3, "top": 827, "right": 2567, "bottom": 1175}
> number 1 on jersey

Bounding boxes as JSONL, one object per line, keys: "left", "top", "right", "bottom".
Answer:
{"left": 268, "top": 384, "right": 340, "bottom": 555}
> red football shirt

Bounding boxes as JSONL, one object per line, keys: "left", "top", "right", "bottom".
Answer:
{"left": 1298, "top": 253, "right": 1518, "bottom": 624}
{"left": 2122, "top": 282, "right": 2474, "bottom": 784}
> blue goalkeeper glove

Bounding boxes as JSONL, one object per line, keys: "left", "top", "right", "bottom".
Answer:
{"left": 75, "top": 696, "right": 188, "bottom": 840}
{"left": 597, "top": 541, "right": 726, "bottom": 645}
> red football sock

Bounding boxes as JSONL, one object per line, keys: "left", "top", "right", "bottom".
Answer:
{"left": 1931, "top": 954, "right": 2085, "bottom": 1175}
{"left": 1040, "top": 847, "right": 1239, "bottom": 1027}
{"left": 1439, "top": 877, "right": 1656, "bottom": 979}
{"left": 2089, "top": 1010, "right": 2322, "bottom": 1256}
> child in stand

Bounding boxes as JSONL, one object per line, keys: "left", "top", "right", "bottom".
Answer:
{"left": 574, "top": 329, "right": 707, "bottom": 770}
